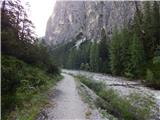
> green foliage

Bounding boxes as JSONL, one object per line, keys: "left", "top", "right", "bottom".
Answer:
{"left": 1, "top": 55, "right": 61, "bottom": 119}
{"left": 143, "top": 2, "right": 153, "bottom": 60}
{"left": 2, "top": 55, "right": 24, "bottom": 115}
{"left": 76, "top": 75, "right": 105, "bottom": 93}
{"left": 90, "top": 42, "right": 99, "bottom": 72}
{"left": 49, "top": 1, "right": 160, "bottom": 89}
{"left": 1, "top": 1, "right": 60, "bottom": 117}
{"left": 124, "top": 72, "right": 134, "bottom": 79}
{"left": 153, "top": 56, "right": 160, "bottom": 64}
{"left": 84, "top": 63, "right": 90, "bottom": 71}
{"left": 98, "top": 28, "right": 111, "bottom": 73}
{"left": 110, "top": 28, "right": 131, "bottom": 75}
{"left": 67, "top": 48, "right": 78, "bottom": 69}
{"left": 77, "top": 75, "right": 157, "bottom": 120}
{"left": 152, "top": 1, "right": 160, "bottom": 48}
{"left": 144, "top": 45, "right": 160, "bottom": 89}
{"left": 1, "top": 0, "right": 59, "bottom": 75}
{"left": 130, "top": 34, "right": 145, "bottom": 77}
{"left": 145, "top": 66, "right": 160, "bottom": 89}
{"left": 110, "top": 26, "right": 145, "bottom": 78}
{"left": 110, "top": 28, "right": 122, "bottom": 75}
{"left": 80, "top": 63, "right": 85, "bottom": 70}
{"left": 146, "top": 69, "right": 154, "bottom": 84}
{"left": 120, "top": 28, "right": 132, "bottom": 74}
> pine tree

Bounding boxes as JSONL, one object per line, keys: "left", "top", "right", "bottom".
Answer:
{"left": 98, "top": 28, "right": 110, "bottom": 73}
{"left": 67, "top": 49, "right": 76, "bottom": 69}
{"left": 152, "top": 1, "right": 160, "bottom": 51}
{"left": 110, "top": 28, "right": 123, "bottom": 75}
{"left": 133, "top": 1, "right": 144, "bottom": 45}
{"left": 134, "top": 2, "right": 143, "bottom": 34}
{"left": 120, "top": 27, "right": 132, "bottom": 76}
{"left": 130, "top": 34, "right": 145, "bottom": 77}
{"left": 90, "top": 42, "right": 99, "bottom": 72}
{"left": 143, "top": 1, "right": 153, "bottom": 60}
{"left": 110, "top": 27, "right": 132, "bottom": 76}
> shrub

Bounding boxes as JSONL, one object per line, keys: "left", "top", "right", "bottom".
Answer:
{"left": 2, "top": 55, "right": 25, "bottom": 114}
{"left": 1, "top": 55, "right": 60, "bottom": 119}
{"left": 76, "top": 75, "right": 105, "bottom": 93}
{"left": 124, "top": 72, "right": 134, "bottom": 79}
{"left": 146, "top": 69, "right": 154, "bottom": 83}
{"left": 153, "top": 56, "right": 160, "bottom": 64}
{"left": 80, "top": 63, "right": 85, "bottom": 70}
{"left": 144, "top": 57, "right": 160, "bottom": 89}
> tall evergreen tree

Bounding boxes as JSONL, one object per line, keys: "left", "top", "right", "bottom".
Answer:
{"left": 110, "top": 28, "right": 123, "bottom": 75}
{"left": 99, "top": 28, "right": 110, "bottom": 73}
{"left": 133, "top": 2, "right": 144, "bottom": 45}
{"left": 143, "top": 1, "right": 153, "bottom": 60}
{"left": 90, "top": 42, "right": 99, "bottom": 72}
{"left": 120, "top": 27, "right": 132, "bottom": 75}
{"left": 110, "top": 27, "right": 132, "bottom": 76}
{"left": 130, "top": 34, "right": 145, "bottom": 77}
{"left": 67, "top": 48, "right": 78, "bottom": 69}
{"left": 152, "top": 1, "right": 160, "bottom": 51}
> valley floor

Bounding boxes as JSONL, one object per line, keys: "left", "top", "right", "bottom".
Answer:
{"left": 63, "top": 69, "right": 160, "bottom": 108}
{"left": 36, "top": 69, "right": 160, "bottom": 120}
{"left": 43, "top": 73, "right": 86, "bottom": 119}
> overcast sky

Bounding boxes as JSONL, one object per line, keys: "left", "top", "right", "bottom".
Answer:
{"left": 25, "top": 0, "right": 56, "bottom": 37}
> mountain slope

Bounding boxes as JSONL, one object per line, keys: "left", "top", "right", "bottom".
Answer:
{"left": 45, "top": 1, "right": 140, "bottom": 45}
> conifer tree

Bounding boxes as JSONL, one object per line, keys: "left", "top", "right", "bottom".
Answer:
{"left": 130, "top": 34, "right": 145, "bottom": 77}
{"left": 99, "top": 28, "right": 110, "bottom": 73}
{"left": 120, "top": 27, "right": 132, "bottom": 75}
{"left": 143, "top": 1, "right": 153, "bottom": 60}
{"left": 110, "top": 28, "right": 123, "bottom": 75}
{"left": 152, "top": 1, "right": 160, "bottom": 51}
{"left": 90, "top": 42, "right": 99, "bottom": 72}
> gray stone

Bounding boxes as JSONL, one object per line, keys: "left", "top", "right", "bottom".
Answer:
{"left": 45, "top": 1, "right": 140, "bottom": 46}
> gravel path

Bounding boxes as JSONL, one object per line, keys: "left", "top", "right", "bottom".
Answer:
{"left": 63, "top": 69, "right": 160, "bottom": 107}
{"left": 42, "top": 73, "right": 87, "bottom": 119}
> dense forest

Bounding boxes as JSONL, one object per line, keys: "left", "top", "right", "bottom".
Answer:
{"left": 51, "top": 1, "right": 160, "bottom": 89}
{"left": 1, "top": 0, "right": 60, "bottom": 119}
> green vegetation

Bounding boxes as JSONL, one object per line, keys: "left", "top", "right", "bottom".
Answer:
{"left": 2, "top": 55, "right": 62, "bottom": 119}
{"left": 90, "top": 42, "right": 99, "bottom": 72}
{"left": 1, "top": 0, "right": 60, "bottom": 119}
{"left": 51, "top": 1, "right": 160, "bottom": 89}
{"left": 76, "top": 75, "right": 157, "bottom": 120}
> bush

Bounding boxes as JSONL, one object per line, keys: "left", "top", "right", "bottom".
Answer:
{"left": 124, "top": 72, "right": 134, "bottom": 79}
{"left": 153, "top": 56, "right": 160, "bottom": 64}
{"left": 146, "top": 69, "right": 154, "bottom": 83}
{"left": 1, "top": 55, "right": 60, "bottom": 119}
{"left": 144, "top": 57, "right": 160, "bottom": 89}
{"left": 76, "top": 75, "right": 105, "bottom": 93}
{"left": 2, "top": 55, "right": 24, "bottom": 114}
{"left": 80, "top": 63, "right": 85, "bottom": 70}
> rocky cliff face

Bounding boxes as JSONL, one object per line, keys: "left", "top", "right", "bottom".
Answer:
{"left": 45, "top": 1, "right": 140, "bottom": 46}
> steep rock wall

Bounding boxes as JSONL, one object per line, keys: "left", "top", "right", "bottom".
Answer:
{"left": 45, "top": 1, "right": 140, "bottom": 45}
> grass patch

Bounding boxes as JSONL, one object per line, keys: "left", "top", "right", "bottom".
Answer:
{"left": 75, "top": 75, "right": 158, "bottom": 120}
{"left": 76, "top": 79, "right": 117, "bottom": 120}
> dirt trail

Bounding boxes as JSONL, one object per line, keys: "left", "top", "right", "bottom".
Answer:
{"left": 63, "top": 69, "right": 160, "bottom": 107}
{"left": 37, "top": 73, "right": 87, "bottom": 120}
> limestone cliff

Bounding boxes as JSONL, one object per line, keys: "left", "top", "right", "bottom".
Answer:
{"left": 45, "top": 1, "right": 141, "bottom": 45}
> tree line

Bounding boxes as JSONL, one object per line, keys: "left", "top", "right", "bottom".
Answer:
{"left": 1, "top": 0, "right": 59, "bottom": 118}
{"left": 52, "top": 1, "right": 160, "bottom": 89}
{"left": 1, "top": 0, "right": 59, "bottom": 73}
